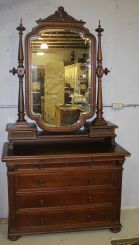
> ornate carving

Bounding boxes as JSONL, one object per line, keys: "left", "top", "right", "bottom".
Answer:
{"left": 17, "top": 67, "right": 25, "bottom": 77}
{"left": 96, "top": 66, "right": 110, "bottom": 78}
{"left": 36, "top": 6, "right": 85, "bottom": 25}
{"left": 96, "top": 66, "right": 104, "bottom": 78}
{"left": 9, "top": 67, "right": 17, "bottom": 76}
{"left": 104, "top": 67, "right": 110, "bottom": 75}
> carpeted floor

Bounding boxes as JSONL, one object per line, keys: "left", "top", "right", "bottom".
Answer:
{"left": 111, "top": 237, "right": 139, "bottom": 245}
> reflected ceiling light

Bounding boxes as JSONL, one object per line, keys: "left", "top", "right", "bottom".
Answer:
{"left": 40, "top": 43, "right": 48, "bottom": 49}
{"left": 83, "top": 74, "right": 86, "bottom": 78}
{"left": 36, "top": 52, "right": 44, "bottom": 56}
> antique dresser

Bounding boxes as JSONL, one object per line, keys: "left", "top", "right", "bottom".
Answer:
{"left": 2, "top": 7, "right": 130, "bottom": 240}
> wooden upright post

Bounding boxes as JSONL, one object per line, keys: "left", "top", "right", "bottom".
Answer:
{"left": 90, "top": 21, "right": 117, "bottom": 143}
{"left": 10, "top": 19, "right": 26, "bottom": 125}
{"left": 8, "top": 20, "right": 37, "bottom": 146}
{"left": 93, "top": 20, "right": 110, "bottom": 126}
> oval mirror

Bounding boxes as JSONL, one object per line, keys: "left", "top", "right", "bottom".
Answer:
{"left": 25, "top": 7, "right": 96, "bottom": 132}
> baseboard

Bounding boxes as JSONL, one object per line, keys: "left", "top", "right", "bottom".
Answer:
{"left": 122, "top": 205, "right": 139, "bottom": 210}
{"left": 0, "top": 218, "right": 8, "bottom": 224}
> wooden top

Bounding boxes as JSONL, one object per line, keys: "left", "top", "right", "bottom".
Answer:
{"left": 2, "top": 142, "right": 130, "bottom": 161}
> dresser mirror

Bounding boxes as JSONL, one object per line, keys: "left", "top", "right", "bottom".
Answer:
{"left": 25, "top": 7, "right": 96, "bottom": 132}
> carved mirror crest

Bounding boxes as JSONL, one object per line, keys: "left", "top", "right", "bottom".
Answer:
{"left": 25, "top": 7, "right": 96, "bottom": 132}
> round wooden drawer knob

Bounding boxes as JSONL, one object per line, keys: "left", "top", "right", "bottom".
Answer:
{"left": 87, "top": 177, "right": 94, "bottom": 184}
{"left": 64, "top": 198, "right": 69, "bottom": 204}
{"left": 39, "top": 199, "right": 45, "bottom": 206}
{"left": 38, "top": 179, "right": 45, "bottom": 187}
{"left": 40, "top": 217, "right": 46, "bottom": 225}
{"left": 88, "top": 196, "right": 93, "bottom": 203}
{"left": 39, "top": 164, "right": 44, "bottom": 170}
{"left": 87, "top": 215, "right": 93, "bottom": 221}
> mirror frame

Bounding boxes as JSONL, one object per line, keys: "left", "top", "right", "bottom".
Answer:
{"left": 25, "top": 7, "right": 96, "bottom": 132}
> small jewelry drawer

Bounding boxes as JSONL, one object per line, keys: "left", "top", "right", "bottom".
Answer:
{"left": 15, "top": 157, "right": 94, "bottom": 172}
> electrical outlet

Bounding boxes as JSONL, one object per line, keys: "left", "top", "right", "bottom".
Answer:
{"left": 112, "top": 103, "right": 123, "bottom": 109}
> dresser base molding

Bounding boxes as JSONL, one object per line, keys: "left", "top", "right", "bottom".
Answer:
{"left": 8, "top": 224, "right": 121, "bottom": 241}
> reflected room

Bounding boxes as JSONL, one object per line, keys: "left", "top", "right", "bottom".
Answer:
{"left": 30, "top": 29, "right": 91, "bottom": 126}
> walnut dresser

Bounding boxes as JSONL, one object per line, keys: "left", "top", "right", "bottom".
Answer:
{"left": 2, "top": 141, "right": 130, "bottom": 240}
{"left": 1, "top": 6, "right": 130, "bottom": 240}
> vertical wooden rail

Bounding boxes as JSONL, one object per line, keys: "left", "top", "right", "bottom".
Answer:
{"left": 93, "top": 21, "right": 110, "bottom": 126}
{"left": 10, "top": 19, "right": 26, "bottom": 124}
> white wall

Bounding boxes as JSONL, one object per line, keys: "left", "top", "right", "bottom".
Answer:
{"left": 0, "top": 0, "right": 139, "bottom": 218}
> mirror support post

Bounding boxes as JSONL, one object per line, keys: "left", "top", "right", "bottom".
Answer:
{"left": 16, "top": 19, "right": 26, "bottom": 124}
{"left": 8, "top": 20, "right": 37, "bottom": 146}
{"left": 10, "top": 19, "right": 27, "bottom": 124}
{"left": 93, "top": 21, "right": 110, "bottom": 126}
{"left": 90, "top": 21, "right": 117, "bottom": 144}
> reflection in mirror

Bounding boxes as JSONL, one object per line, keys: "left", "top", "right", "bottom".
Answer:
{"left": 30, "top": 28, "right": 91, "bottom": 126}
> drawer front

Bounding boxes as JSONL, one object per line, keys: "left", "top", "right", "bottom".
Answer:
{"left": 15, "top": 157, "right": 93, "bottom": 171}
{"left": 16, "top": 170, "right": 114, "bottom": 190}
{"left": 16, "top": 188, "right": 114, "bottom": 209}
{"left": 16, "top": 207, "right": 113, "bottom": 228}
{"left": 14, "top": 157, "right": 118, "bottom": 172}
{"left": 16, "top": 170, "right": 114, "bottom": 189}
{"left": 67, "top": 171, "right": 114, "bottom": 187}
{"left": 16, "top": 174, "right": 65, "bottom": 189}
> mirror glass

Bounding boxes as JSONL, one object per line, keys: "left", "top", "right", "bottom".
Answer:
{"left": 29, "top": 28, "right": 92, "bottom": 127}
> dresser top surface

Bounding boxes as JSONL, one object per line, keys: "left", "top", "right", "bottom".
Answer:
{"left": 2, "top": 141, "right": 130, "bottom": 161}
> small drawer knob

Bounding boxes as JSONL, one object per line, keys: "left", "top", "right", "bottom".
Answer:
{"left": 88, "top": 159, "right": 94, "bottom": 167}
{"left": 39, "top": 164, "right": 44, "bottom": 170}
{"left": 64, "top": 178, "right": 68, "bottom": 186}
{"left": 38, "top": 179, "right": 45, "bottom": 187}
{"left": 39, "top": 199, "right": 45, "bottom": 207}
{"left": 87, "top": 215, "right": 93, "bottom": 221}
{"left": 64, "top": 198, "right": 69, "bottom": 204}
{"left": 88, "top": 196, "right": 93, "bottom": 203}
{"left": 40, "top": 217, "right": 46, "bottom": 225}
{"left": 87, "top": 177, "right": 94, "bottom": 184}
{"left": 88, "top": 162, "right": 93, "bottom": 167}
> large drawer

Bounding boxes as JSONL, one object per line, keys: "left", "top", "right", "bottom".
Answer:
{"left": 16, "top": 207, "right": 113, "bottom": 228}
{"left": 16, "top": 169, "right": 115, "bottom": 190}
{"left": 16, "top": 187, "right": 114, "bottom": 209}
